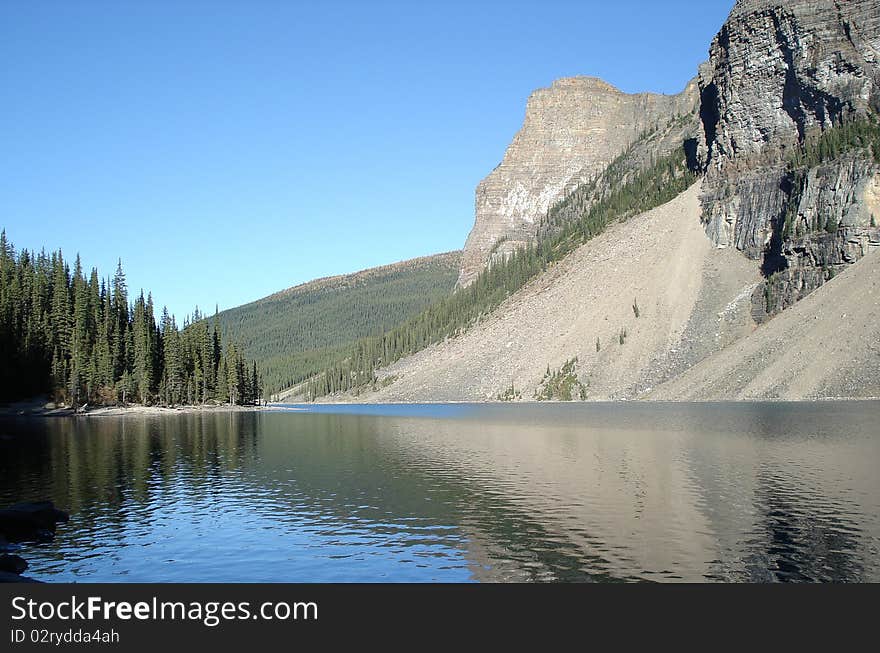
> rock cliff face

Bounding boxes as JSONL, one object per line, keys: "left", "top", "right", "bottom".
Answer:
{"left": 699, "top": 0, "right": 880, "bottom": 174}
{"left": 699, "top": 0, "right": 880, "bottom": 272}
{"left": 697, "top": 0, "right": 880, "bottom": 315}
{"left": 756, "top": 158, "right": 880, "bottom": 319}
{"left": 460, "top": 0, "right": 880, "bottom": 292}
{"left": 457, "top": 77, "right": 699, "bottom": 287}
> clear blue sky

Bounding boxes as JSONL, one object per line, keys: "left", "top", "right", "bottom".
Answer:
{"left": 1, "top": 0, "right": 734, "bottom": 321}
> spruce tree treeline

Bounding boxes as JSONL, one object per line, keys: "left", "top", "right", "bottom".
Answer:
{"left": 0, "top": 234, "right": 262, "bottom": 406}
{"left": 787, "top": 113, "right": 880, "bottom": 170}
{"left": 306, "top": 145, "right": 697, "bottom": 399}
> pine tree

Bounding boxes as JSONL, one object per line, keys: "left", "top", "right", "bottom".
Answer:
{"left": 49, "top": 252, "right": 71, "bottom": 369}
{"left": 111, "top": 260, "right": 128, "bottom": 381}
{"left": 95, "top": 278, "right": 113, "bottom": 392}
{"left": 69, "top": 255, "right": 90, "bottom": 406}
{"left": 131, "top": 292, "right": 154, "bottom": 404}
{"left": 251, "top": 361, "right": 261, "bottom": 405}
{"left": 161, "top": 307, "right": 183, "bottom": 406}
{"left": 226, "top": 344, "right": 240, "bottom": 405}
{"left": 215, "top": 351, "right": 229, "bottom": 403}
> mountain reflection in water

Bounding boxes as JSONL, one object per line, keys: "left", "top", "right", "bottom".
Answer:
{"left": 1, "top": 402, "right": 877, "bottom": 582}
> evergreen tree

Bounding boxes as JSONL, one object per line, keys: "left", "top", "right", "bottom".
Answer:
{"left": 161, "top": 307, "right": 183, "bottom": 406}
{"left": 215, "top": 349, "right": 229, "bottom": 404}
{"left": 131, "top": 292, "right": 153, "bottom": 403}
{"left": 251, "top": 362, "right": 261, "bottom": 405}
{"left": 69, "top": 255, "right": 90, "bottom": 405}
{"left": 95, "top": 278, "right": 113, "bottom": 391}
{"left": 111, "top": 260, "right": 128, "bottom": 381}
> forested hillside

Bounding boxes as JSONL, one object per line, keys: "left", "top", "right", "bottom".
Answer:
{"left": 306, "top": 144, "right": 698, "bottom": 399}
{"left": 0, "top": 231, "right": 261, "bottom": 406}
{"left": 214, "top": 252, "right": 461, "bottom": 395}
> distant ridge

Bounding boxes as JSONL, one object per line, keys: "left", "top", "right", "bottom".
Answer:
{"left": 265, "top": 251, "right": 461, "bottom": 300}
{"left": 215, "top": 251, "right": 461, "bottom": 395}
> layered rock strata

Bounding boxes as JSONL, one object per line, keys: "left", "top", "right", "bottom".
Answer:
{"left": 457, "top": 77, "right": 699, "bottom": 287}
{"left": 696, "top": 0, "right": 880, "bottom": 315}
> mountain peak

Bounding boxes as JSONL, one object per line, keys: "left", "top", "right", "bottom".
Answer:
{"left": 457, "top": 75, "right": 698, "bottom": 287}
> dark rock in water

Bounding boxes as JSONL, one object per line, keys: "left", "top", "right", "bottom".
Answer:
{"left": 0, "top": 554, "right": 28, "bottom": 574}
{"left": 0, "top": 503, "right": 66, "bottom": 583}
{"left": 0, "top": 501, "right": 69, "bottom": 543}
{"left": 0, "top": 570, "right": 41, "bottom": 583}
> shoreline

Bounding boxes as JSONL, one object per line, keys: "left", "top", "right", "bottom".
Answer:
{"left": 4, "top": 396, "right": 878, "bottom": 418}
{"left": 0, "top": 399, "right": 276, "bottom": 419}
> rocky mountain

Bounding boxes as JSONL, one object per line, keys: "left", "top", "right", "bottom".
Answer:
{"left": 697, "top": 0, "right": 880, "bottom": 318}
{"left": 650, "top": 246, "right": 880, "bottom": 400}
{"left": 365, "top": 182, "right": 762, "bottom": 402}
{"left": 699, "top": 0, "right": 880, "bottom": 171}
{"left": 458, "top": 0, "right": 880, "bottom": 300}
{"left": 362, "top": 183, "right": 880, "bottom": 402}
{"left": 307, "top": 0, "right": 880, "bottom": 402}
{"left": 272, "top": 0, "right": 880, "bottom": 403}
{"left": 457, "top": 77, "right": 699, "bottom": 287}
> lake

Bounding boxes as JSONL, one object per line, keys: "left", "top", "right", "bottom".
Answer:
{"left": 1, "top": 402, "right": 878, "bottom": 582}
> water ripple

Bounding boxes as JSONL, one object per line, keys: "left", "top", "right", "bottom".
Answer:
{"left": 0, "top": 403, "right": 878, "bottom": 582}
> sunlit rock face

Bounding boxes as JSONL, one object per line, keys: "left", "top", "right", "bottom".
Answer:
{"left": 457, "top": 76, "right": 698, "bottom": 287}
{"left": 695, "top": 0, "right": 880, "bottom": 319}
{"left": 697, "top": 0, "right": 880, "bottom": 256}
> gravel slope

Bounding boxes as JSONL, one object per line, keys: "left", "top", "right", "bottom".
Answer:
{"left": 650, "top": 246, "right": 880, "bottom": 400}
{"left": 312, "top": 180, "right": 880, "bottom": 403}
{"left": 361, "top": 182, "right": 762, "bottom": 402}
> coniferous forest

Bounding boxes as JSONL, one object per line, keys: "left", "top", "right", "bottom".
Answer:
{"left": 0, "top": 231, "right": 262, "bottom": 406}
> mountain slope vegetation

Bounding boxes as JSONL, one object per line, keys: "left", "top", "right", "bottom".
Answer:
{"left": 214, "top": 252, "right": 461, "bottom": 395}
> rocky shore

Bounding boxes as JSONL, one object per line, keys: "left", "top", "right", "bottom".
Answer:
{"left": 0, "top": 501, "right": 69, "bottom": 583}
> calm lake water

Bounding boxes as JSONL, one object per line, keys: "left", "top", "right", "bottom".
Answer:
{"left": 1, "top": 402, "right": 878, "bottom": 582}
